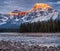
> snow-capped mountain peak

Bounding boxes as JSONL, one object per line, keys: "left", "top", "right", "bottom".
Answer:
{"left": 0, "top": 3, "right": 60, "bottom": 29}
{"left": 22, "top": 3, "right": 59, "bottom": 22}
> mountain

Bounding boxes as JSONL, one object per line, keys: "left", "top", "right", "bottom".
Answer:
{"left": 29, "top": 3, "right": 52, "bottom": 12}
{"left": 22, "top": 3, "right": 59, "bottom": 22}
{"left": 22, "top": 9, "right": 59, "bottom": 23}
{"left": 0, "top": 3, "right": 60, "bottom": 29}
{"left": 9, "top": 10, "right": 28, "bottom": 17}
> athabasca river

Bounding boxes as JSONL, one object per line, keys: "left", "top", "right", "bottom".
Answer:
{"left": 0, "top": 33, "right": 60, "bottom": 47}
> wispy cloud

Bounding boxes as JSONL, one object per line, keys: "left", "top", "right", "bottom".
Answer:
{"left": 0, "top": 0, "right": 60, "bottom": 13}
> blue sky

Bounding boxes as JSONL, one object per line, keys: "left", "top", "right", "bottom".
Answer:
{"left": 0, "top": 0, "right": 60, "bottom": 13}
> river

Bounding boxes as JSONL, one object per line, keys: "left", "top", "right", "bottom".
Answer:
{"left": 0, "top": 33, "right": 60, "bottom": 47}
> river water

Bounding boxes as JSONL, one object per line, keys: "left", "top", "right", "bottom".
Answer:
{"left": 0, "top": 33, "right": 60, "bottom": 47}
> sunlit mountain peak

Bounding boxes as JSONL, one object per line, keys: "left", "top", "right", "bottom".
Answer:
{"left": 30, "top": 3, "right": 52, "bottom": 12}
{"left": 9, "top": 3, "right": 52, "bottom": 16}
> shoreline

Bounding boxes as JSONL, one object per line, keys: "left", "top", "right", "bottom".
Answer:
{"left": 0, "top": 32, "right": 60, "bottom": 37}
{"left": 0, "top": 32, "right": 60, "bottom": 47}
{"left": 0, "top": 40, "right": 60, "bottom": 51}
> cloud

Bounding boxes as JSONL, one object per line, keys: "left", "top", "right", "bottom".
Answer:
{"left": 46, "top": 1, "right": 60, "bottom": 11}
{"left": 0, "top": 0, "right": 28, "bottom": 13}
{"left": 56, "top": 1, "right": 60, "bottom": 4}
{"left": 0, "top": 0, "right": 60, "bottom": 13}
{"left": 47, "top": 1, "right": 60, "bottom": 4}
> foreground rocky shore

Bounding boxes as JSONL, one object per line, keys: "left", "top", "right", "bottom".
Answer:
{"left": 0, "top": 40, "right": 60, "bottom": 51}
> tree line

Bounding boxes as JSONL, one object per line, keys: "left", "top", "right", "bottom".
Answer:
{"left": 19, "top": 19, "right": 60, "bottom": 32}
{"left": 0, "top": 28, "right": 19, "bottom": 32}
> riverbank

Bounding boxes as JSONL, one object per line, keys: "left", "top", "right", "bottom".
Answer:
{"left": 0, "top": 40, "right": 60, "bottom": 51}
{"left": 0, "top": 33, "right": 60, "bottom": 51}
{"left": 0, "top": 32, "right": 60, "bottom": 37}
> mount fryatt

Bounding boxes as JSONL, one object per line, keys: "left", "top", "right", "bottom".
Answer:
{"left": 0, "top": 3, "right": 60, "bottom": 28}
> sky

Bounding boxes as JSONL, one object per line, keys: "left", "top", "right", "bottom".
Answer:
{"left": 0, "top": 0, "right": 60, "bottom": 13}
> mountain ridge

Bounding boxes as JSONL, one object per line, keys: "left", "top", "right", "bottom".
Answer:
{"left": 0, "top": 3, "right": 60, "bottom": 28}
